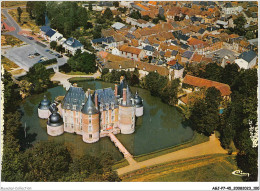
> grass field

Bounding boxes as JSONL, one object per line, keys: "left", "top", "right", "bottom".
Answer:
{"left": 1, "top": 34, "right": 24, "bottom": 47}
{"left": 1, "top": 55, "right": 19, "bottom": 71}
{"left": 8, "top": 8, "right": 40, "bottom": 33}
{"left": 122, "top": 154, "right": 243, "bottom": 182}
{"left": 112, "top": 132, "right": 209, "bottom": 170}
{"left": 1, "top": 1, "right": 26, "bottom": 8}
{"left": 134, "top": 132, "right": 209, "bottom": 162}
{"left": 10, "top": 68, "right": 26, "bottom": 75}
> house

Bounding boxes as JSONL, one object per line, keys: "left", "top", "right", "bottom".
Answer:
{"left": 119, "top": 45, "right": 146, "bottom": 61}
{"left": 45, "top": 29, "right": 56, "bottom": 41}
{"left": 169, "top": 61, "right": 184, "bottom": 79}
{"left": 181, "top": 51, "right": 194, "bottom": 63}
{"left": 111, "top": 22, "right": 126, "bottom": 30}
{"left": 112, "top": 47, "right": 120, "bottom": 56}
{"left": 62, "top": 38, "right": 84, "bottom": 55}
{"left": 222, "top": 2, "right": 243, "bottom": 15}
{"left": 50, "top": 31, "right": 63, "bottom": 42}
{"left": 182, "top": 75, "right": 231, "bottom": 100}
{"left": 234, "top": 50, "right": 258, "bottom": 69}
{"left": 143, "top": 45, "right": 155, "bottom": 57}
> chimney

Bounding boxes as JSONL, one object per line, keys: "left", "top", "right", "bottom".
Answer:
{"left": 115, "top": 84, "right": 118, "bottom": 97}
{"left": 123, "top": 88, "right": 127, "bottom": 106}
{"left": 95, "top": 93, "right": 98, "bottom": 109}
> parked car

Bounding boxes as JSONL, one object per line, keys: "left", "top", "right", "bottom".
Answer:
{"left": 55, "top": 54, "right": 63, "bottom": 58}
{"left": 27, "top": 36, "right": 34, "bottom": 40}
{"left": 49, "top": 51, "right": 54, "bottom": 54}
{"left": 34, "top": 52, "right": 40, "bottom": 56}
{"left": 45, "top": 49, "right": 50, "bottom": 52}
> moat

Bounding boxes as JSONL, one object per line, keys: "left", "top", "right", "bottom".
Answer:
{"left": 20, "top": 79, "right": 193, "bottom": 161}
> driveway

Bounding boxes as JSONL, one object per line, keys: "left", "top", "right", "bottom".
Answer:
{"left": 1, "top": 8, "right": 67, "bottom": 72}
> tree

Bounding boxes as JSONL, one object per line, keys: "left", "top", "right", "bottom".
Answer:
{"left": 22, "top": 142, "right": 72, "bottom": 181}
{"left": 115, "top": 15, "right": 123, "bottom": 22}
{"left": 144, "top": 72, "right": 167, "bottom": 97}
{"left": 190, "top": 87, "right": 221, "bottom": 136}
{"left": 221, "top": 63, "right": 239, "bottom": 86}
{"left": 50, "top": 41, "right": 57, "bottom": 50}
{"left": 245, "top": 31, "right": 255, "bottom": 40}
{"left": 67, "top": 52, "right": 97, "bottom": 73}
{"left": 113, "top": 1, "right": 119, "bottom": 7}
{"left": 129, "top": 10, "right": 141, "bottom": 20}
{"left": 88, "top": 3, "right": 93, "bottom": 11}
{"left": 26, "top": 63, "right": 52, "bottom": 93}
{"left": 233, "top": 15, "right": 247, "bottom": 36}
{"left": 103, "top": 8, "right": 113, "bottom": 20}
{"left": 161, "top": 79, "right": 180, "bottom": 105}
{"left": 142, "top": 15, "right": 151, "bottom": 21}
{"left": 203, "top": 63, "right": 223, "bottom": 82}
{"left": 2, "top": 70, "right": 21, "bottom": 113}
{"left": 17, "top": 7, "right": 23, "bottom": 23}
{"left": 19, "top": 80, "right": 33, "bottom": 98}
{"left": 56, "top": 45, "right": 65, "bottom": 53}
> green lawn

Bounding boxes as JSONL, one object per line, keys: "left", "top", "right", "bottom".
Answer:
{"left": 134, "top": 132, "right": 209, "bottom": 162}
{"left": 122, "top": 154, "right": 243, "bottom": 182}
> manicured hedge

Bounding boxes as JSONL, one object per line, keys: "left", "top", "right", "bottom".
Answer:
{"left": 38, "top": 58, "right": 57, "bottom": 66}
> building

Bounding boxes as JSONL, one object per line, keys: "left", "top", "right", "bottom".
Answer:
{"left": 40, "top": 78, "right": 144, "bottom": 143}
{"left": 234, "top": 50, "right": 258, "bottom": 69}
{"left": 119, "top": 45, "right": 146, "bottom": 61}
{"left": 62, "top": 37, "right": 84, "bottom": 55}
{"left": 38, "top": 95, "right": 51, "bottom": 119}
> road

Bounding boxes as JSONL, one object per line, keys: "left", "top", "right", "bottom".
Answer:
{"left": 1, "top": 8, "right": 67, "bottom": 72}
{"left": 116, "top": 133, "right": 227, "bottom": 176}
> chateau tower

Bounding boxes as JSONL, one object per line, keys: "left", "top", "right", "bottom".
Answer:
{"left": 47, "top": 104, "right": 64, "bottom": 136}
{"left": 38, "top": 95, "right": 51, "bottom": 119}
{"left": 134, "top": 91, "right": 144, "bottom": 117}
{"left": 118, "top": 85, "right": 136, "bottom": 134}
{"left": 81, "top": 90, "right": 100, "bottom": 143}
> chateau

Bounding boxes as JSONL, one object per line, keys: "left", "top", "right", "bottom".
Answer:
{"left": 38, "top": 78, "right": 144, "bottom": 143}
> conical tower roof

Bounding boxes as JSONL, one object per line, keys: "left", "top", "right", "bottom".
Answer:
{"left": 82, "top": 94, "right": 98, "bottom": 115}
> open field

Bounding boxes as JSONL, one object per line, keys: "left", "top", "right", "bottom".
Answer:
{"left": 1, "top": 1, "right": 26, "bottom": 8}
{"left": 121, "top": 154, "right": 243, "bottom": 182}
{"left": 8, "top": 8, "right": 40, "bottom": 32}
{"left": 1, "top": 55, "right": 19, "bottom": 71}
{"left": 1, "top": 34, "right": 24, "bottom": 47}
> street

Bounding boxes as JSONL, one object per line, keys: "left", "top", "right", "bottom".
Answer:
{"left": 1, "top": 8, "right": 68, "bottom": 72}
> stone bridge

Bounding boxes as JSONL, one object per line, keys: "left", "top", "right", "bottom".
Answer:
{"left": 108, "top": 132, "right": 137, "bottom": 165}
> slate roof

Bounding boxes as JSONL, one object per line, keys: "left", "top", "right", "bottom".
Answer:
{"left": 94, "top": 88, "right": 118, "bottom": 109}
{"left": 62, "top": 86, "right": 86, "bottom": 111}
{"left": 181, "top": 43, "right": 190, "bottom": 50}
{"left": 238, "top": 50, "right": 257, "bottom": 63}
{"left": 125, "top": 32, "right": 136, "bottom": 39}
{"left": 92, "top": 37, "right": 106, "bottom": 44}
{"left": 171, "top": 50, "right": 178, "bottom": 56}
{"left": 170, "top": 62, "right": 184, "bottom": 70}
{"left": 65, "top": 38, "right": 83, "bottom": 48}
{"left": 171, "top": 40, "right": 179, "bottom": 46}
{"left": 82, "top": 94, "right": 98, "bottom": 115}
{"left": 40, "top": 26, "right": 51, "bottom": 33}
{"left": 143, "top": 45, "right": 155, "bottom": 52}
{"left": 198, "top": 28, "right": 205, "bottom": 34}
{"left": 182, "top": 51, "right": 194, "bottom": 59}
{"left": 45, "top": 29, "right": 56, "bottom": 37}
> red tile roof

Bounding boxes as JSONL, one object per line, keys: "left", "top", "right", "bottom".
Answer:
{"left": 119, "top": 45, "right": 142, "bottom": 55}
{"left": 183, "top": 75, "right": 231, "bottom": 96}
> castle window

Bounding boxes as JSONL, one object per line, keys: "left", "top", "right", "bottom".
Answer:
{"left": 76, "top": 112, "right": 78, "bottom": 116}
{"left": 71, "top": 124, "right": 74, "bottom": 129}
{"left": 73, "top": 105, "right": 76, "bottom": 110}
{"left": 89, "top": 134, "right": 92, "bottom": 139}
{"left": 88, "top": 125, "right": 92, "bottom": 132}
{"left": 76, "top": 118, "right": 78, "bottom": 124}
{"left": 88, "top": 115, "right": 91, "bottom": 124}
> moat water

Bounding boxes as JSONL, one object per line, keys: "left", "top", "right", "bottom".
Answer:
{"left": 20, "top": 79, "right": 193, "bottom": 161}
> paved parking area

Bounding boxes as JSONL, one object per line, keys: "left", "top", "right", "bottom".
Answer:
{"left": 205, "top": 48, "right": 239, "bottom": 63}
{"left": 3, "top": 44, "right": 66, "bottom": 71}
